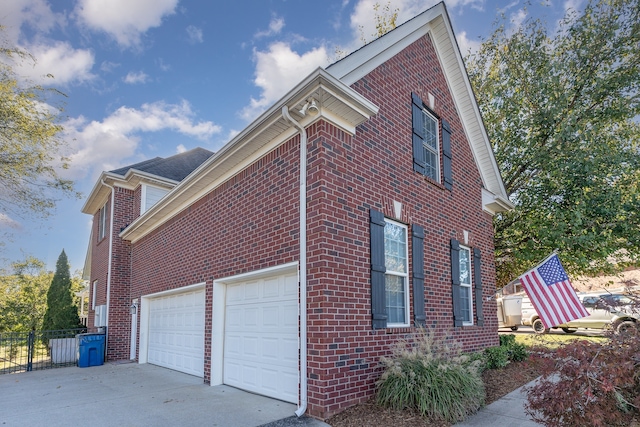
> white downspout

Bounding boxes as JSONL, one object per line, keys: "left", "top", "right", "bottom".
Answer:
{"left": 282, "top": 106, "right": 308, "bottom": 417}
{"left": 100, "top": 180, "right": 115, "bottom": 337}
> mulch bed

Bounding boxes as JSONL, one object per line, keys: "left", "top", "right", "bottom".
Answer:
{"left": 327, "top": 354, "right": 547, "bottom": 427}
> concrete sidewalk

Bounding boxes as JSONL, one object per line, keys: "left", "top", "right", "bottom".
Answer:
{"left": 0, "top": 362, "right": 329, "bottom": 427}
{"left": 453, "top": 378, "right": 543, "bottom": 427}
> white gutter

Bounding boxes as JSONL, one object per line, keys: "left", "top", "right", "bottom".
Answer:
{"left": 281, "top": 105, "right": 308, "bottom": 417}
{"left": 100, "top": 180, "right": 115, "bottom": 337}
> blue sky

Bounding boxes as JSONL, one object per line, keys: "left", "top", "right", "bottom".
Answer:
{"left": 0, "top": 0, "right": 583, "bottom": 273}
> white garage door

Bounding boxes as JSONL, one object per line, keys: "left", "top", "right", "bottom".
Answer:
{"left": 224, "top": 272, "right": 299, "bottom": 403}
{"left": 148, "top": 288, "right": 205, "bottom": 377}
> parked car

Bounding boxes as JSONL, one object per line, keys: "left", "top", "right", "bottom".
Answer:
{"left": 520, "top": 292, "right": 639, "bottom": 334}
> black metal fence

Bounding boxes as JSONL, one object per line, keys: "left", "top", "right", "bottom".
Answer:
{"left": 0, "top": 327, "right": 106, "bottom": 375}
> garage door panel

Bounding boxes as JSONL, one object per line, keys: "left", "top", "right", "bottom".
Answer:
{"left": 148, "top": 288, "right": 205, "bottom": 378}
{"left": 224, "top": 272, "right": 299, "bottom": 403}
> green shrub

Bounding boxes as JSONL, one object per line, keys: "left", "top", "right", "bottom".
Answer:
{"left": 484, "top": 345, "right": 509, "bottom": 369}
{"left": 376, "top": 329, "right": 485, "bottom": 423}
{"left": 499, "top": 333, "right": 528, "bottom": 363}
{"left": 507, "top": 342, "right": 528, "bottom": 362}
{"left": 499, "top": 334, "right": 516, "bottom": 347}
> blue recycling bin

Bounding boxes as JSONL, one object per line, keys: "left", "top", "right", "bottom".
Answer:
{"left": 77, "top": 333, "right": 105, "bottom": 368}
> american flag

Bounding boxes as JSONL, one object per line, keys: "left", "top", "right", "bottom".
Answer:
{"left": 519, "top": 254, "right": 589, "bottom": 328}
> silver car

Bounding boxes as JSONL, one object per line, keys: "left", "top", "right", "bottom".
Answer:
{"left": 520, "top": 292, "right": 639, "bottom": 334}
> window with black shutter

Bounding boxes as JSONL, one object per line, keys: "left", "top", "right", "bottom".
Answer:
{"left": 411, "top": 93, "right": 453, "bottom": 190}
{"left": 370, "top": 209, "right": 425, "bottom": 329}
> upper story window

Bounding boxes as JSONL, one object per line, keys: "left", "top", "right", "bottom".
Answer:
{"left": 141, "top": 184, "right": 169, "bottom": 214}
{"left": 98, "top": 203, "right": 107, "bottom": 240}
{"left": 420, "top": 109, "right": 440, "bottom": 182}
{"left": 411, "top": 93, "right": 453, "bottom": 190}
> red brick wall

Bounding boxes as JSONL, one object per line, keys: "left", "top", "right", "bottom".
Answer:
{"left": 87, "top": 187, "right": 135, "bottom": 360}
{"left": 303, "top": 33, "right": 498, "bottom": 418}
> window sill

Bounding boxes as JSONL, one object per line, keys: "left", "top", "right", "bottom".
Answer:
{"left": 418, "top": 173, "right": 447, "bottom": 191}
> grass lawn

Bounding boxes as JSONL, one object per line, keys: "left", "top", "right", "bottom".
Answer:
{"left": 513, "top": 331, "right": 608, "bottom": 348}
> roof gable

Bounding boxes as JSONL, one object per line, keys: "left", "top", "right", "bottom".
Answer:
{"left": 327, "top": 1, "right": 511, "bottom": 213}
{"left": 82, "top": 147, "right": 214, "bottom": 215}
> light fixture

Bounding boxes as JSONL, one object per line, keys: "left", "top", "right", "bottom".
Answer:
{"left": 298, "top": 98, "right": 319, "bottom": 117}
{"left": 307, "top": 99, "right": 319, "bottom": 116}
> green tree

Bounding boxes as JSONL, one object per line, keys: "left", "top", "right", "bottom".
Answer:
{"left": 0, "top": 28, "right": 78, "bottom": 222}
{"left": 466, "top": 0, "right": 640, "bottom": 287}
{"left": 0, "top": 257, "right": 52, "bottom": 332}
{"left": 42, "top": 250, "right": 82, "bottom": 331}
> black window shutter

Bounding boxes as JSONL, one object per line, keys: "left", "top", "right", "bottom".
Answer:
{"left": 473, "top": 248, "right": 484, "bottom": 326}
{"left": 442, "top": 119, "right": 453, "bottom": 190}
{"left": 411, "top": 93, "right": 426, "bottom": 175}
{"left": 412, "top": 225, "right": 426, "bottom": 327}
{"left": 370, "top": 209, "right": 387, "bottom": 329}
{"left": 450, "top": 238, "right": 463, "bottom": 327}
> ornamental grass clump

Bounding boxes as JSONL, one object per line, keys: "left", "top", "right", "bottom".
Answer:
{"left": 376, "top": 328, "right": 485, "bottom": 423}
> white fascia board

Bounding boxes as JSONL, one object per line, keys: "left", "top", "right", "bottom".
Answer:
{"left": 435, "top": 9, "right": 509, "bottom": 200}
{"left": 120, "top": 68, "right": 378, "bottom": 242}
{"left": 327, "top": 3, "right": 446, "bottom": 85}
{"left": 482, "top": 188, "right": 515, "bottom": 215}
{"left": 81, "top": 171, "right": 127, "bottom": 214}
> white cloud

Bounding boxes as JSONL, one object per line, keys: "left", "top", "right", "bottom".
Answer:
{"left": 457, "top": 31, "right": 481, "bottom": 56}
{"left": 176, "top": 144, "right": 187, "bottom": 154}
{"left": 62, "top": 101, "right": 222, "bottom": 179}
{"left": 509, "top": 8, "right": 528, "bottom": 30}
{"left": 186, "top": 25, "right": 203, "bottom": 44}
{"left": 254, "top": 16, "right": 285, "bottom": 39}
{"left": 11, "top": 41, "right": 95, "bottom": 86}
{"left": 0, "top": 0, "right": 63, "bottom": 41}
{"left": 564, "top": 0, "right": 584, "bottom": 14}
{"left": 74, "top": 0, "right": 179, "bottom": 48}
{"left": 241, "top": 42, "right": 329, "bottom": 121}
{"left": 0, "top": 214, "right": 22, "bottom": 230}
{"left": 123, "top": 71, "right": 149, "bottom": 84}
{"left": 100, "top": 61, "right": 120, "bottom": 73}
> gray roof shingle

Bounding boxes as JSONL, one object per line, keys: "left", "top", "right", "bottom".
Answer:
{"left": 110, "top": 147, "right": 214, "bottom": 182}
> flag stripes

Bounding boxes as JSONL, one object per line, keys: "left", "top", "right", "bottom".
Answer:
{"left": 519, "top": 254, "right": 589, "bottom": 328}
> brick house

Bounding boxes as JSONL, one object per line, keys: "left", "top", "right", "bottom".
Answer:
{"left": 82, "top": 2, "right": 512, "bottom": 419}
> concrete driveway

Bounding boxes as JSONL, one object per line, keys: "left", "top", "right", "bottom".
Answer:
{"left": 0, "top": 361, "right": 328, "bottom": 427}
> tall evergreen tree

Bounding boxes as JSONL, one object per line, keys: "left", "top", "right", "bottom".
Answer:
{"left": 42, "top": 250, "right": 82, "bottom": 331}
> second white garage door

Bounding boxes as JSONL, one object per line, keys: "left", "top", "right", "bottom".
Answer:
{"left": 224, "top": 272, "right": 299, "bottom": 403}
{"left": 147, "top": 288, "right": 205, "bottom": 377}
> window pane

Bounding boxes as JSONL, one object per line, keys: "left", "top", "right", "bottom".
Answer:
{"left": 384, "top": 222, "right": 407, "bottom": 273}
{"left": 459, "top": 247, "right": 471, "bottom": 285}
{"left": 460, "top": 286, "right": 471, "bottom": 322}
{"left": 421, "top": 110, "right": 439, "bottom": 181}
{"left": 385, "top": 274, "right": 405, "bottom": 324}
{"left": 424, "top": 148, "right": 438, "bottom": 181}
{"left": 458, "top": 246, "right": 472, "bottom": 323}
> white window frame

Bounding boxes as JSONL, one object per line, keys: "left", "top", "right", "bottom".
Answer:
{"left": 421, "top": 108, "right": 441, "bottom": 183}
{"left": 98, "top": 203, "right": 107, "bottom": 240}
{"left": 384, "top": 218, "right": 410, "bottom": 327}
{"left": 459, "top": 245, "right": 474, "bottom": 325}
{"left": 91, "top": 280, "right": 97, "bottom": 309}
